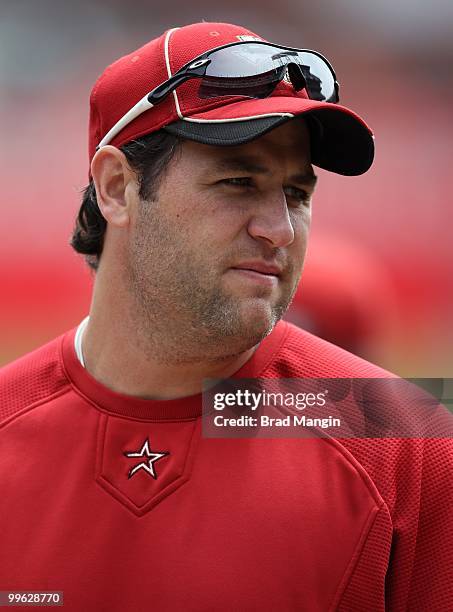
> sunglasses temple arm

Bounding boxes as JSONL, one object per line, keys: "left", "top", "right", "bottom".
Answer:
{"left": 149, "top": 73, "right": 193, "bottom": 104}
{"left": 97, "top": 95, "right": 155, "bottom": 149}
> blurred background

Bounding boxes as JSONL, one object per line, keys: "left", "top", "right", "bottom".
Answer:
{"left": 1, "top": 0, "right": 452, "bottom": 376}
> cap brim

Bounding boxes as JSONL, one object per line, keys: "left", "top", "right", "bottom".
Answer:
{"left": 163, "top": 96, "right": 374, "bottom": 176}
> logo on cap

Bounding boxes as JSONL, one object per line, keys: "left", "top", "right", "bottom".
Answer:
{"left": 236, "top": 35, "right": 264, "bottom": 42}
{"left": 283, "top": 68, "right": 292, "bottom": 85}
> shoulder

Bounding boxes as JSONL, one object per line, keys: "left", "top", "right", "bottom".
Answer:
{"left": 275, "top": 322, "right": 453, "bottom": 517}
{"left": 0, "top": 332, "right": 72, "bottom": 426}
{"left": 272, "top": 320, "right": 393, "bottom": 378}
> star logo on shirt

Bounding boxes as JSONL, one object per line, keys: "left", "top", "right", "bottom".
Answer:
{"left": 124, "top": 438, "right": 169, "bottom": 480}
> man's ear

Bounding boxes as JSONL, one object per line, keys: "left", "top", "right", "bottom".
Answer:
{"left": 90, "top": 146, "right": 138, "bottom": 228}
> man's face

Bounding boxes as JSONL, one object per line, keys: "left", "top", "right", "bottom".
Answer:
{"left": 126, "top": 118, "right": 316, "bottom": 362}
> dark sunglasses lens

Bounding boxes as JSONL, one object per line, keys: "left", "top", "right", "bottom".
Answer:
{"left": 297, "top": 52, "right": 336, "bottom": 102}
{"left": 198, "top": 66, "right": 286, "bottom": 99}
{"left": 203, "top": 43, "right": 335, "bottom": 102}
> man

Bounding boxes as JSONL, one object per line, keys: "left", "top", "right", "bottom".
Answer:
{"left": 1, "top": 21, "right": 452, "bottom": 611}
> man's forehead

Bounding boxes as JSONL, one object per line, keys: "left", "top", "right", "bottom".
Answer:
{"left": 210, "top": 154, "right": 317, "bottom": 186}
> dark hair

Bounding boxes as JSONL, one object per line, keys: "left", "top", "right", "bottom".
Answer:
{"left": 70, "top": 130, "right": 183, "bottom": 271}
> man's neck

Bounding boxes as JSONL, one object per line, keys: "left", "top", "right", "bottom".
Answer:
{"left": 81, "top": 312, "right": 259, "bottom": 400}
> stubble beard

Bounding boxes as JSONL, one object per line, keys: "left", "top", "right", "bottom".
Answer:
{"left": 125, "top": 201, "right": 297, "bottom": 365}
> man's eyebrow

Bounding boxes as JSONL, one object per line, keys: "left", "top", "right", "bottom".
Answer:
{"left": 213, "top": 157, "right": 271, "bottom": 175}
{"left": 212, "top": 156, "right": 318, "bottom": 187}
{"left": 290, "top": 172, "right": 318, "bottom": 187}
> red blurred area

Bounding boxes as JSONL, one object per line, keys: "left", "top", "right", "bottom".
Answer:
{"left": 285, "top": 234, "right": 399, "bottom": 356}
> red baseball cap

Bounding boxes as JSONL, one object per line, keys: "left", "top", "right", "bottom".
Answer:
{"left": 89, "top": 22, "right": 375, "bottom": 176}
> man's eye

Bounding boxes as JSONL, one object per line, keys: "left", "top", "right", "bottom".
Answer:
{"left": 220, "top": 179, "right": 311, "bottom": 207}
{"left": 221, "top": 177, "right": 252, "bottom": 187}
{"left": 284, "top": 186, "right": 311, "bottom": 207}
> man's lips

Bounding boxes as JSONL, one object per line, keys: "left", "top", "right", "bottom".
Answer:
{"left": 228, "top": 261, "right": 283, "bottom": 288}
{"left": 230, "top": 261, "right": 283, "bottom": 277}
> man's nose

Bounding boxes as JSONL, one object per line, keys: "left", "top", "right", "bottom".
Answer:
{"left": 246, "top": 190, "right": 295, "bottom": 248}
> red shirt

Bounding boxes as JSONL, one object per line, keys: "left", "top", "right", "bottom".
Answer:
{"left": 1, "top": 320, "right": 452, "bottom": 611}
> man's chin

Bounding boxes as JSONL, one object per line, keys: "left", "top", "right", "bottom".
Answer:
{"left": 191, "top": 296, "right": 288, "bottom": 359}
{"left": 234, "top": 299, "right": 285, "bottom": 345}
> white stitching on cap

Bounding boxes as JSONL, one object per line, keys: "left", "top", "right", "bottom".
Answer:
{"left": 180, "top": 112, "right": 295, "bottom": 123}
{"left": 164, "top": 27, "right": 184, "bottom": 119}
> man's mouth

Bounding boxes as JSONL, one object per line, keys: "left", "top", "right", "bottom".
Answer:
{"left": 229, "top": 261, "right": 282, "bottom": 287}
{"left": 231, "top": 260, "right": 282, "bottom": 277}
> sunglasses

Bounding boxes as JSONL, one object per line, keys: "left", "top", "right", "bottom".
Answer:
{"left": 97, "top": 40, "right": 340, "bottom": 149}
